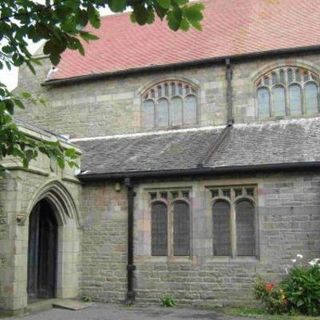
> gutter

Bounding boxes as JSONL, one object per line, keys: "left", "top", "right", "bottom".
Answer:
{"left": 124, "top": 177, "right": 136, "bottom": 305}
{"left": 77, "top": 161, "right": 320, "bottom": 182}
{"left": 43, "top": 45, "right": 320, "bottom": 86}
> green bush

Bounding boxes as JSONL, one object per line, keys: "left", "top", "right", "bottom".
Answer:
{"left": 253, "top": 277, "right": 288, "bottom": 314}
{"left": 254, "top": 256, "right": 320, "bottom": 316}
{"left": 281, "top": 262, "right": 320, "bottom": 316}
{"left": 161, "top": 294, "right": 176, "bottom": 307}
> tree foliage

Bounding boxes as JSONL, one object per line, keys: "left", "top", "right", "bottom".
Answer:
{"left": 0, "top": 0, "right": 204, "bottom": 174}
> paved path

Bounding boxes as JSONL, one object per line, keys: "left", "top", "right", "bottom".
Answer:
{"left": 4, "top": 303, "right": 252, "bottom": 320}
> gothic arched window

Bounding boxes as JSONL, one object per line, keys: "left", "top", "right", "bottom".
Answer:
{"left": 211, "top": 186, "right": 256, "bottom": 257}
{"left": 151, "top": 201, "right": 168, "bottom": 256}
{"left": 173, "top": 200, "right": 190, "bottom": 256}
{"left": 142, "top": 80, "right": 198, "bottom": 129}
{"left": 212, "top": 200, "right": 231, "bottom": 256}
{"left": 256, "top": 66, "right": 319, "bottom": 118}
{"left": 236, "top": 199, "right": 255, "bottom": 256}
{"left": 149, "top": 190, "right": 191, "bottom": 257}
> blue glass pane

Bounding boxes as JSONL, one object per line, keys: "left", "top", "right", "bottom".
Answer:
{"left": 184, "top": 95, "right": 197, "bottom": 125}
{"left": 143, "top": 100, "right": 155, "bottom": 129}
{"left": 157, "top": 98, "right": 169, "bottom": 127}
{"left": 257, "top": 88, "right": 270, "bottom": 118}
{"left": 272, "top": 86, "right": 286, "bottom": 116}
{"left": 305, "top": 83, "right": 318, "bottom": 114}
{"left": 289, "top": 84, "right": 302, "bottom": 115}
{"left": 171, "top": 97, "right": 183, "bottom": 126}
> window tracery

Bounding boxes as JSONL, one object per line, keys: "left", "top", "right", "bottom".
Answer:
{"left": 256, "top": 66, "right": 319, "bottom": 118}
{"left": 149, "top": 190, "right": 190, "bottom": 256}
{"left": 210, "top": 186, "right": 256, "bottom": 257}
{"left": 142, "top": 80, "right": 198, "bottom": 129}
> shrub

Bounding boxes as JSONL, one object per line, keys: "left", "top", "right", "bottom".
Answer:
{"left": 253, "top": 277, "right": 288, "bottom": 314}
{"left": 281, "top": 260, "right": 320, "bottom": 316}
{"left": 254, "top": 255, "right": 320, "bottom": 316}
{"left": 161, "top": 294, "right": 176, "bottom": 307}
{"left": 81, "top": 295, "right": 92, "bottom": 303}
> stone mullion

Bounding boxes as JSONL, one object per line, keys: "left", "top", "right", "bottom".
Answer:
{"left": 168, "top": 201, "right": 174, "bottom": 256}
{"left": 230, "top": 190, "right": 237, "bottom": 258}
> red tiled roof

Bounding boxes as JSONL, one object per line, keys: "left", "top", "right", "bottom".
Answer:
{"left": 52, "top": 0, "right": 320, "bottom": 81}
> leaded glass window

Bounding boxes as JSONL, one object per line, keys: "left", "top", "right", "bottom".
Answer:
{"left": 257, "top": 87, "right": 270, "bottom": 118}
{"left": 151, "top": 202, "right": 168, "bottom": 256}
{"left": 143, "top": 100, "right": 155, "bottom": 128}
{"left": 142, "top": 80, "right": 198, "bottom": 129}
{"left": 149, "top": 190, "right": 191, "bottom": 257}
{"left": 173, "top": 201, "right": 190, "bottom": 256}
{"left": 305, "top": 82, "right": 319, "bottom": 114}
{"left": 289, "top": 84, "right": 302, "bottom": 115}
{"left": 210, "top": 186, "right": 256, "bottom": 257}
{"left": 256, "top": 66, "right": 319, "bottom": 118}
{"left": 212, "top": 200, "right": 231, "bottom": 256}
{"left": 236, "top": 199, "right": 255, "bottom": 256}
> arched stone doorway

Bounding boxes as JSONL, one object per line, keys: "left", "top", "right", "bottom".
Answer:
{"left": 21, "top": 180, "right": 81, "bottom": 307}
{"left": 27, "top": 199, "right": 58, "bottom": 302}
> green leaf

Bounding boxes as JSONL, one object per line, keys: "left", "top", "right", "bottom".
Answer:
{"left": 184, "top": 3, "right": 204, "bottom": 30}
{"left": 157, "top": 0, "right": 171, "bottom": 9}
{"left": 76, "top": 10, "right": 89, "bottom": 27}
{"left": 43, "top": 39, "right": 56, "bottom": 55}
{"left": 154, "top": 3, "right": 168, "bottom": 19}
{"left": 2, "top": 46, "right": 13, "bottom": 54}
{"left": 79, "top": 31, "right": 99, "bottom": 42}
{"left": 109, "top": 0, "right": 127, "bottom": 12}
{"left": 133, "top": 4, "right": 149, "bottom": 25}
{"left": 146, "top": 9, "right": 155, "bottom": 24}
{"left": 13, "top": 99, "right": 25, "bottom": 109}
{"left": 5, "top": 99, "right": 15, "bottom": 115}
{"left": 49, "top": 53, "right": 61, "bottom": 66}
{"left": 166, "top": 8, "right": 181, "bottom": 31}
{"left": 88, "top": 5, "right": 101, "bottom": 28}
{"left": 21, "top": 92, "right": 31, "bottom": 99}
{"left": 174, "top": 0, "right": 188, "bottom": 4}
{"left": 179, "top": 17, "right": 190, "bottom": 31}
{"left": 57, "top": 157, "right": 65, "bottom": 169}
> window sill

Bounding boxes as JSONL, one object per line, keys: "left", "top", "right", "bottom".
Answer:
{"left": 207, "top": 256, "right": 259, "bottom": 263}
{"left": 140, "top": 255, "right": 193, "bottom": 263}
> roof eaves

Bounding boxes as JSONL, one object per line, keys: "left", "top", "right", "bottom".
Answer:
{"left": 42, "top": 45, "right": 320, "bottom": 87}
{"left": 77, "top": 161, "right": 320, "bottom": 182}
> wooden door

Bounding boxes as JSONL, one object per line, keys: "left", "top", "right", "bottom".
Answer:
{"left": 27, "top": 200, "right": 57, "bottom": 301}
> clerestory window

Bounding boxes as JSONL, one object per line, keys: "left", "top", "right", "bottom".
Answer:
{"left": 150, "top": 190, "right": 190, "bottom": 256}
{"left": 142, "top": 80, "right": 198, "bottom": 129}
{"left": 256, "top": 66, "right": 320, "bottom": 119}
{"left": 211, "top": 186, "right": 256, "bottom": 257}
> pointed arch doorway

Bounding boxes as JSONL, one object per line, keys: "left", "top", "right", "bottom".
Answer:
{"left": 27, "top": 199, "right": 58, "bottom": 301}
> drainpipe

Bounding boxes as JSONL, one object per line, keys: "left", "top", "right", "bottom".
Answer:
{"left": 124, "top": 177, "right": 136, "bottom": 304}
{"left": 225, "top": 58, "right": 234, "bottom": 125}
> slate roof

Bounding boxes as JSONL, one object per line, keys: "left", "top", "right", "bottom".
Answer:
{"left": 50, "top": 0, "right": 320, "bottom": 81}
{"left": 75, "top": 128, "right": 222, "bottom": 174}
{"left": 75, "top": 118, "right": 320, "bottom": 178}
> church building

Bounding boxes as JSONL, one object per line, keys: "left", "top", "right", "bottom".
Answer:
{"left": 1, "top": 0, "right": 320, "bottom": 312}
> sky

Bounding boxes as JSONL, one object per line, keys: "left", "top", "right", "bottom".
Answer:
{"left": 0, "top": 5, "right": 113, "bottom": 91}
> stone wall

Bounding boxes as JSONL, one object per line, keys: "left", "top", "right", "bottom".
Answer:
{"left": 15, "top": 52, "right": 320, "bottom": 139}
{"left": 79, "top": 171, "right": 320, "bottom": 306}
{"left": 79, "top": 183, "right": 128, "bottom": 302}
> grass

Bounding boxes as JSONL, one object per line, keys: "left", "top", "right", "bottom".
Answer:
{"left": 222, "top": 307, "right": 320, "bottom": 320}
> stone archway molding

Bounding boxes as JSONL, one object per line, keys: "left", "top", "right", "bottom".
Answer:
{"left": 18, "top": 179, "right": 81, "bottom": 227}
{"left": 251, "top": 59, "right": 320, "bottom": 84}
